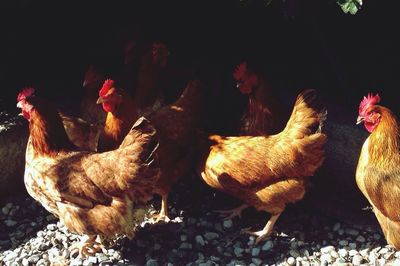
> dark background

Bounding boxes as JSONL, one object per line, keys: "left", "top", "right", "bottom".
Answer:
{"left": 0, "top": 0, "right": 398, "bottom": 121}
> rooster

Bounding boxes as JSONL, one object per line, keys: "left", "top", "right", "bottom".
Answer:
{"left": 96, "top": 79, "right": 139, "bottom": 152}
{"left": 356, "top": 93, "right": 400, "bottom": 249}
{"left": 200, "top": 89, "right": 327, "bottom": 244}
{"left": 17, "top": 87, "right": 160, "bottom": 257}
{"left": 233, "top": 62, "right": 287, "bottom": 135}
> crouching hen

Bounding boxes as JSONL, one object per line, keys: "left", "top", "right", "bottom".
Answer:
{"left": 200, "top": 89, "right": 327, "bottom": 244}
{"left": 356, "top": 93, "right": 400, "bottom": 249}
{"left": 17, "top": 87, "right": 160, "bottom": 256}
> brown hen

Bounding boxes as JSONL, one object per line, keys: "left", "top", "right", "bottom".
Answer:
{"left": 200, "top": 89, "right": 327, "bottom": 244}
{"left": 96, "top": 79, "right": 139, "bottom": 152}
{"left": 233, "top": 62, "right": 288, "bottom": 135}
{"left": 147, "top": 79, "right": 204, "bottom": 222}
{"left": 17, "top": 87, "right": 160, "bottom": 257}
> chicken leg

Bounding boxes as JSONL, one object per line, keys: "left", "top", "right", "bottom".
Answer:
{"left": 152, "top": 194, "right": 171, "bottom": 223}
{"left": 215, "top": 204, "right": 249, "bottom": 219}
{"left": 70, "top": 235, "right": 104, "bottom": 258}
{"left": 242, "top": 213, "right": 281, "bottom": 245}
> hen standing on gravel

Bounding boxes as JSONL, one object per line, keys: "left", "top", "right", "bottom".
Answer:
{"left": 16, "top": 87, "right": 160, "bottom": 257}
{"left": 356, "top": 93, "right": 400, "bottom": 250}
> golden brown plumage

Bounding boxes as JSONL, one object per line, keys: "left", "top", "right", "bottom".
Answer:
{"left": 356, "top": 96, "right": 400, "bottom": 249}
{"left": 147, "top": 79, "right": 204, "bottom": 222}
{"left": 17, "top": 89, "right": 160, "bottom": 256}
{"left": 200, "top": 89, "right": 327, "bottom": 244}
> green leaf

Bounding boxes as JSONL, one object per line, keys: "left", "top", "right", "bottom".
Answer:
{"left": 337, "top": 0, "right": 362, "bottom": 15}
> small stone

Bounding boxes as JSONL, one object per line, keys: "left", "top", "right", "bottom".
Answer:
{"left": 251, "top": 258, "right": 262, "bottom": 266}
{"left": 4, "top": 220, "right": 17, "bottom": 227}
{"left": 349, "top": 242, "right": 357, "bottom": 249}
{"left": 262, "top": 240, "right": 273, "bottom": 251}
{"left": 204, "top": 232, "right": 219, "bottom": 241}
{"left": 99, "top": 261, "right": 113, "bottom": 266}
{"left": 223, "top": 219, "right": 233, "bottom": 229}
{"left": 356, "top": 235, "right": 366, "bottom": 243}
{"left": 179, "top": 242, "right": 192, "bottom": 250}
{"left": 46, "top": 224, "right": 57, "bottom": 231}
{"left": 154, "top": 243, "right": 161, "bottom": 250}
{"left": 187, "top": 218, "right": 196, "bottom": 225}
{"left": 321, "top": 254, "right": 333, "bottom": 264}
{"left": 86, "top": 257, "right": 98, "bottom": 264}
{"left": 234, "top": 247, "right": 244, "bottom": 257}
{"left": 333, "top": 223, "right": 341, "bottom": 232}
{"left": 357, "top": 249, "right": 367, "bottom": 258}
{"left": 180, "top": 235, "right": 188, "bottom": 242}
{"left": 2, "top": 206, "right": 10, "bottom": 215}
{"left": 210, "top": 256, "right": 220, "bottom": 261}
{"left": 70, "top": 258, "right": 83, "bottom": 266}
{"left": 96, "top": 254, "right": 109, "bottom": 263}
{"left": 146, "top": 259, "right": 159, "bottom": 266}
{"left": 330, "top": 250, "right": 339, "bottom": 259}
{"left": 214, "top": 223, "right": 223, "bottom": 232}
{"left": 338, "top": 229, "right": 345, "bottom": 236}
{"left": 373, "top": 234, "right": 382, "bottom": 240}
{"left": 22, "top": 258, "right": 29, "bottom": 266}
{"left": 36, "top": 258, "right": 50, "bottom": 266}
{"left": 113, "top": 251, "right": 122, "bottom": 260}
{"left": 28, "top": 255, "right": 41, "bottom": 264}
{"left": 195, "top": 235, "right": 205, "bottom": 246}
{"left": 352, "top": 255, "right": 364, "bottom": 265}
{"left": 287, "top": 257, "right": 296, "bottom": 266}
{"left": 289, "top": 249, "right": 301, "bottom": 258}
{"left": 338, "top": 240, "right": 349, "bottom": 246}
{"left": 349, "top": 250, "right": 358, "bottom": 257}
{"left": 379, "top": 248, "right": 389, "bottom": 254}
{"left": 5, "top": 252, "right": 18, "bottom": 262}
{"left": 38, "top": 243, "right": 50, "bottom": 251}
{"left": 345, "top": 228, "right": 359, "bottom": 236}
{"left": 251, "top": 247, "right": 260, "bottom": 257}
{"left": 321, "top": 246, "right": 335, "bottom": 254}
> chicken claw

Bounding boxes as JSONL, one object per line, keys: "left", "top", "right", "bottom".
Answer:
{"left": 215, "top": 204, "right": 249, "bottom": 220}
{"left": 70, "top": 235, "right": 104, "bottom": 258}
{"left": 241, "top": 213, "right": 281, "bottom": 245}
{"left": 151, "top": 194, "right": 171, "bottom": 223}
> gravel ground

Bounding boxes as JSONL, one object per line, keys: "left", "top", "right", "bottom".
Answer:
{"left": 0, "top": 175, "right": 397, "bottom": 266}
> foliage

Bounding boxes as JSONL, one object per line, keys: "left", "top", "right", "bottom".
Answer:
{"left": 238, "top": 0, "right": 363, "bottom": 15}
{"left": 336, "top": 0, "right": 362, "bottom": 15}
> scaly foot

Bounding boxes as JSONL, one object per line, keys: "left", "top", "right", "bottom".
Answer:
{"left": 70, "top": 235, "right": 103, "bottom": 258}
{"left": 241, "top": 213, "right": 281, "bottom": 245}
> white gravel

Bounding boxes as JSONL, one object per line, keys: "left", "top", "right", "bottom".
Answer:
{"left": 0, "top": 180, "right": 395, "bottom": 265}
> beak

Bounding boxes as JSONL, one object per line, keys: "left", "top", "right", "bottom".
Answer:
{"left": 16, "top": 101, "right": 23, "bottom": 109}
{"left": 356, "top": 116, "right": 364, "bottom": 125}
{"left": 96, "top": 97, "right": 104, "bottom": 104}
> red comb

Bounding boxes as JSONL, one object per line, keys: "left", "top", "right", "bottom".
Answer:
{"left": 233, "top": 62, "right": 248, "bottom": 81}
{"left": 359, "top": 93, "right": 381, "bottom": 115}
{"left": 99, "top": 79, "right": 114, "bottom": 97}
{"left": 17, "top": 87, "right": 35, "bottom": 102}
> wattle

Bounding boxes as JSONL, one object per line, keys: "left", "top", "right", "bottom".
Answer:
{"left": 102, "top": 103, "right": 114, "bottom": 113}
